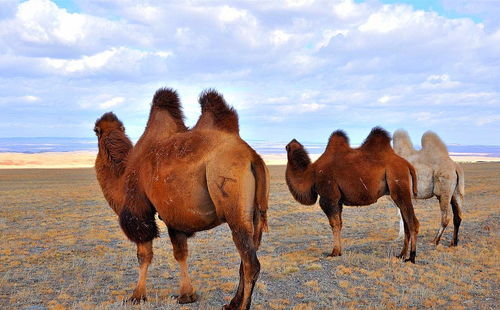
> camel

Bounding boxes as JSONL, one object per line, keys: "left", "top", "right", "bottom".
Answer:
{"left": 103, "top": 89, "right": 269, "bottom": 310}
{"left": 95, "top": 88, "right": 188, "bottom": 303}
{"left": 285, "top": 127, "right": 420, "bottom": 263}
{"left": 393, "top": 130, "right": 464, "bottom": 246}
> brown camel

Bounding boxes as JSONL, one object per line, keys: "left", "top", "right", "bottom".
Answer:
{"left": 95, "top": 88, "right": 187, "bottom": 303}
{"left": 113, "top": 89, "right": 269, "bottom": 310}
{"left": 393, "top": 129, "right": 464, "bottom": 246}
{"left": 285, "top": 127, "right": 420, "bottom": 263}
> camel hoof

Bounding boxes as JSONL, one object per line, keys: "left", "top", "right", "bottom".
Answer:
{"left": 126, "top": 295, "right": 147, "bottom": 304}
{"left": 222, "top": 304, "right": 239, "bottom": 310}
{"left": 450, "top": 239, "right": 459, "bottom": 247}
{"left": 327, "top": 249, "right": 342, "bottom": 257}
{"left": 395, "top": 254, "right": 405, "bottom": 260}
{"left": 177, "top": 292, "right": 199, "bottom": 304}
{"left": 403, "top": 258, "right": 415, "bottom": 264}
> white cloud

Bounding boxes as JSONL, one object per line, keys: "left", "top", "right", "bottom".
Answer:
{"left": 270, "top": 30, "right": 292, "bottom": 46}
{"left": 99, "top": 97, "right": 125, "bottom": 109}
{"left": 22, "top": 95, "right": 39, "bottom": 102}
{"left": 219, "top": 6, "right": 250, "bottom": 23}
{"left": 377, "top": 95, "right": 394, "bottom": 104}
{"left": 476, "top": 115, "right": 500, "bottom": 126}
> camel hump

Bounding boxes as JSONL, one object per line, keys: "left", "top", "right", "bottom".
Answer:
{"left": 152, "top": 87, "right": 185, "bottom": 122}
{"left": 393, "top": 129, "right": 415, "bottom": 154}
{"left": 421, "top": 131, "right": 448, "bottom": 155}
{"left": 327, "top": 130, "right": 350, "bottom": 150}
{"left": 360, "top": 127, "right": 392, "bottom": 151}
{"left": 196, "top": 89, "right": 239, "bottom": 133}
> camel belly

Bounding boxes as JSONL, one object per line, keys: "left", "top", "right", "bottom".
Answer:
{"left": 155, "top": 190, "right": 221, "bottom": 232}
{"left": 416, "top": 167, "right": 435, "bottom": 199}
{"left": 146, "top": 169, "right": 222, "bottom": 233}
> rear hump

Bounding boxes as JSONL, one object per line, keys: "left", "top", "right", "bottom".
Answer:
{"left": 195, "top": 89, "right": 239, "bottom": 133}
{"left": 421, "top": 131, "right": 448, "bottom": 156}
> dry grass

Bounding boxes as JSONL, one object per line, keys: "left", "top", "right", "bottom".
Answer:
{"left": 0, "top": 163, "right": 499, "bottom": 309}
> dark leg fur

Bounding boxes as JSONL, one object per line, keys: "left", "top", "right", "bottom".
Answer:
{"left": 224, "top": 229, "right": 260, "bottom": 310}
{"left": 451, "top": 196, "right": 463, "bottom": 246}
{"left": 119, "top": 208, "right": 159, "bottom": 244}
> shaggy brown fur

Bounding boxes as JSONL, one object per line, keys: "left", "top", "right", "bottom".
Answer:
{"left": 393, "top": 129, "right": 464, "bottom": 246}
{"left": 101, "top": 89, "right": 269, "bottom": 309}
{"left": 286, "top": 127, "right": 420, "bottom": 263}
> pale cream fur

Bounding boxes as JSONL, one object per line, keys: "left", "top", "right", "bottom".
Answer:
{"left": 393, "top": 130, "right": 464, "bottom": 246}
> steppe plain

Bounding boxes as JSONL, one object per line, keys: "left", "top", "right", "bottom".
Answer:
{"left": 0, "top": 163, "right": 499, "bottom": 309}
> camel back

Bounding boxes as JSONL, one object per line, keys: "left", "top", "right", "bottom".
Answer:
{"left": 195, "top": 89, "right": 239, "bottom": 134}
{"left": 359, "top": 127, "right": 392, "bottom": 153}
{"left": 421, "top": 131, "right": 449, "bottom": 156}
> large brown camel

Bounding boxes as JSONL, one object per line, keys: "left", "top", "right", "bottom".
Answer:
{"left": 97, "top": 89, "right": 270, "bottom": 310}
{"left": 393, "top": 130, "right": 464, "bottom": 246}
{"left": 285, "top": 128, "right": 420, "bottom": 263}
{"left": 95, "top": 89, "right": 188, "bottom": 303}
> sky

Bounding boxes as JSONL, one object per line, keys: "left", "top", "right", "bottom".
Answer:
{"left": 0, "top": 0, "right": 499, "bottom": 145}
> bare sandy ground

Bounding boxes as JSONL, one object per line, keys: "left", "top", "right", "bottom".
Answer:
{"left": 0, "top": 151, "right": 498, "bottom": 169}
{"left": 0, "top": 163, "right": 498, "bottom": 309}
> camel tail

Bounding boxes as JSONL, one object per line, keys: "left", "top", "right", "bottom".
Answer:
{"left": 251, "top": 153, "right": 270, "bottom": 232}
{"left": 455, "top": 163, "right": 465, "bottom": 198}
{"left": 408, "top": 163, "right": 418, "bottom": 198}
{"left": 119, "top": 185, "right": 159, "bottom": 244}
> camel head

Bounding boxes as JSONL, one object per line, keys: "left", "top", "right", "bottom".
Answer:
{"left": 94, "top": 112, "right": 132, "bottom": 173}
{"left": 94, "top": 112, "right": 124, "bottom": 139}
{"left": 393, "top": 129, "right": 415, "bottom": 156}
{"left": 286, "top": 139, "right": 311, "bottom": 170}
{"left": 285, "top": 139, "right": 317, "bottom": 205}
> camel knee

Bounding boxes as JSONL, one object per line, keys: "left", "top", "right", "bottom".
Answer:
{"left": 137, "top": 248, "right": 153, "bottom": 265}
{"left": 173, "top": 247, "right": 187, "bottom": 262}
{"left": 441, "top": 212, "right": 451, "bottom": 228}
{"left": 245, "top": 255, "right": 260, "bottom": 282}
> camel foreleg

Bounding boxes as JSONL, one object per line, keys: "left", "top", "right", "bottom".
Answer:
{"left": 319, "top": 196, "right": 343, "bottom": 257}
{"left": 128, "top": 241, "right": 153, "bottom": 303}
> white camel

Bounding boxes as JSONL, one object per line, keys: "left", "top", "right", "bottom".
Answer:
{"left": 393, "top": 130, "right": 464, "bottom": 246}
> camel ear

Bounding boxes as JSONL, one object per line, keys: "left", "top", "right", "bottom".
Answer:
{"left": 94, "top": 126, "right": 101, "bottom": 137}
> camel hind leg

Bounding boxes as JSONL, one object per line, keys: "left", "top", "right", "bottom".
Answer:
{"left": 387, "top": 169, "right": 419, "bottom": 263}
{"left": 450, "top": 194, "right": 463, "bottom": 246}
{"left": 207, "top": 162, "right": 262, "bottom": 310}
{"left": 226, "top": 205, "right": 266, "bottom": 310}
{"left": 432, "top": 194, "right": 452, "bottom": 245}
{"left": 167, "top": 227, "right": 198, "bottom": 304}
